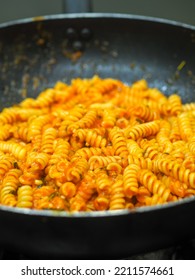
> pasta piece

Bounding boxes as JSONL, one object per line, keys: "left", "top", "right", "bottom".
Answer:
{"left": 94, "top": 195, "right": 109, "bottom": 211}
{"left": 169, "top": 116, "right": 181, "bottom": 142}
{"left": 161, "top": 175, "right": 186, "bottom": 197}
{"left": 154, "top": 158, "right": 195, "bottom": 188}
{"left": 125, "top": 120, "right": 160, "bottom": 140}
{"left": 101, "top": 109, "right": 116, "bottom": 128}
{"left": 0, "top": 124, "right": 11, "bottom": 140}
{"left": 66, "top": 158, "right": 89, "bottom": 183}
{"left": 136, "top": 186, "right": 151, "bottom": 204}
{"left": 109, "top": 127, "right": 129, "bottom": 158}
{"left": 178, "top": 112, "right": 193, "bottom": 141}
{"left": 129, "top": 104, "right": 159, "bottom": 122}
{"left": 145, "top": 193, "right": 164, "bottom": 206}
{"left": 17, "top": 185, "right": 33, "bottom": 208}
{"left": 20, "top": 89, "right": 55, "bottom": 108}
{"left": 109, "top": 179, "right": 125, "bottom": 210}
{"left": 33, "top": 185, "right": 56, "bottom": 209}
{"left": 182, "top": 156, "right": 195, "bottom": 171}
{"left": 0, "top": 155, "right": 15, "bottom": 180}
{"left": 95, "top": 169, "right": 112, "bottom": 193}
{"left": 0, "top": 169, "right": 22, "bottom": 206}
{"left": 67, "top": 109, "right": 97, "bottom": 133}
{"left": 73, "top": 147, "right": 102, "bottom": 160}
{"left": 139, "top": 139, "right": 159, "bottom": 160}
{"left": 27, "top": 115, "right": 50, "bottom": 141}
{"left": 182, "top": 102, "right": 195, "bottom": 111}
{"left": 126, "top": 139, "right": 143, "bottom": 157}
{"left": 41, "top": 127, "right": 57, "bottom": 154}
{"left": 106, "top": 162, "right": 123, "bottom": 177}
{"left": 49, "top": 139, "right": 70, "bottom": 165}
{"left": 0, "top": 141, "right": 27, "bottom": 161}
{"left": 10, "top": 123, "right": 28, "bottom": 142}
{"left": 127, "top": 155, "right": 153, "bottom": 171}
{"left": 156, "top": 120, "right": 173, "bottom": 153}
{"left": 168, "top": 94, "right": 182, "bottom": 116}
{"left": 137, "top": 169, "right": 170, "bottom": 202}
{"left": 89, "top": 155, "right": 121, "bottom": 170}
{"left": 123, "top": 164, "right": 140, "bottom": 198}
{"left": 69, "top": 172, "right": 96, "bottom": 211}
{"left": 0, "top": 108, "right": 18, "bottom": 125}
{"left": 60, "top": 182, "right": 77, "bottom": 198}
{"left": 73, "top": 129, "right": 107, "bottom": 148}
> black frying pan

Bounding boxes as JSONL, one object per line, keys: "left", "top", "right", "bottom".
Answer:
{"left": 0, "top": 13, "right": 195, "bottom": 259}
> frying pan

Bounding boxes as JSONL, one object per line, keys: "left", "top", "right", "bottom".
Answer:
{"left": 0, "top": 13, "right": 195, "bottom": 259}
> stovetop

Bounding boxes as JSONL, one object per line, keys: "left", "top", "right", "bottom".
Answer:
{"left": 1, "top": 239, "right": 195, "bottom": 260}
{"left": 129, "top": 239, "right": 195, "bottom": 260}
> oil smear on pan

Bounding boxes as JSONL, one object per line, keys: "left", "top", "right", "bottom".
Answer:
{"left": 1, "top": 18, "right": 195, "bottom": 109}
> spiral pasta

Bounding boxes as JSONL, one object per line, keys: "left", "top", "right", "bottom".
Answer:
{"left": 0, "top": 141, "right": 27, "bottom": 161}
{"left": 123, "top": 164, "right": 140, "bottom": 198}
{"left": 0, "top": 76, "right": 195, "bottom": 211}
{"left": 109, "top": 179, "right": 125, "bottom": 210}
{"left": 137, "top": 169, "right": 170, "bottom": 203}
{"left": 124, "top": 120, "right": 160, "bottom": 140}
{"left": 17, "top": 185, "right": 33, "bottom": 208}
{"left": 1, "top": 169, "right": 22, "bottom": 206}
{"left": 73, "top": 129, "right": 107, "bottom": 148}
{"left": 89, "top": 155, "right": 121, "bottom": 170}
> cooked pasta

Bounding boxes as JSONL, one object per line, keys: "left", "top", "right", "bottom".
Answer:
{"left": 0, "top": 75, "right": 195, "bottom": 212}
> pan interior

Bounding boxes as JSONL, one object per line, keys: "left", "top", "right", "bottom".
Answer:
{"left": 0, "top": 14, "right": 195, "bottom": 110}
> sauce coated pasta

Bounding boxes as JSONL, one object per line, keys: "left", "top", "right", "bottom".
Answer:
{"left": 0, "top": 75, "right": 195, "bottom": 212}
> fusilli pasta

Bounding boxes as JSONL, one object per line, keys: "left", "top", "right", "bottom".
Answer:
{"left": 0, "top": 76, "right": 195, "bottom": 212}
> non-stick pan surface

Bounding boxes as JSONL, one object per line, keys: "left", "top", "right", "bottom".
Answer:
{"left": 0, "top": 14, "right": 195, "bottom": 259}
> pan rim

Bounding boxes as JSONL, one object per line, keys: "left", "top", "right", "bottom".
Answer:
{"left": 0, "top": 195, "right": 195, "bottom": 218}
{"left": 0, "top": 13, "right": 195, "bottom": 218}
{"left": 0, "top": 12, "right": 195, "bottom": 31}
